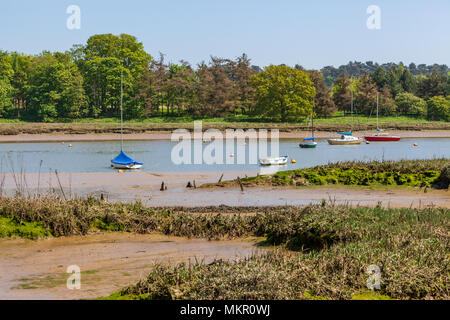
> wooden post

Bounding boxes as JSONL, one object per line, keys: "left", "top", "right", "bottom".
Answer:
{"left": 218, "top": 174, "right": 224, "bottom": 183}
{"left": 160, "top": 182, "right": 165, "bottom": 191}
{"left": 237, "top": 177, "right": 244, "bottom": 192}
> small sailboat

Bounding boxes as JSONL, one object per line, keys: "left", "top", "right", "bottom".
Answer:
{"left": 111, "top": 70, "right": 143, "bottom": 170}
{"left": 259, "top": 156, "right": 289, "bottom": 166}
{"left": 299, "top": 107, "right": 317, "bottom": 148}
{"left": 328, "top": 87, "right": 362, "bottom": 145}
{"left": 364, "top": 93, "right": 400, "bottom": 142}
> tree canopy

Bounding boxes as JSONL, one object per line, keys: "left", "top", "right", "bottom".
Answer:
{"left": 251, "top": 65, "right": 315, "bottom": 122}
{"left": 0, "top": 34, "right": 448, "bottom": 122}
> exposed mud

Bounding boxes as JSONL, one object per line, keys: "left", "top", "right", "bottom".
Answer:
{"left": 0, "top": 233, "right": 260, "bottom": 300}
{"left": 1, "top": 171, "right": 448, "bottom": 208}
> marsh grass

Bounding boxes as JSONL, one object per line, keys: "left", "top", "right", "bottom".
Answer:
{"left": 0, "top": 197, "right": 448, "bottom": 300}
{"left": 115, "top": 205, "right": 449, "bottom": 300}
{"left": 204, "top": 159, "right": 450, "bottom": 189}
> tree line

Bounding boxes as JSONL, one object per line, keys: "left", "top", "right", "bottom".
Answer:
{"left": 0, "top": 33, "right": 449, "bottom": 122}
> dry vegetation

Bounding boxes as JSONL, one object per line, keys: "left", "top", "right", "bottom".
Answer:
{"left": 0, "top": 197, "right": 448, "bottom": 300}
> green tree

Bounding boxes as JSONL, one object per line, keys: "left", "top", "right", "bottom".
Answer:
{"left": 0, "top": 51, "right": 14, "bottom": 116}
{"left": 354, "top": 74, "right": 378, "bottom": 115}
{"left": 331, "top": 72, "right": 351, "bottom": 112}
{"left": 427, "top": 96, "right": 450, "bottom": 121}
{"left": 24, "top": 52, "right": 86, "bottom": 121}
{"left": 416, "top": 70, "right": 448, "bottom": 99}
{"left": 306, "top": 70, "right": 336, "bottom": 117}
{"left": 73, "top": 34, "right": 152, "bottom": 117}
{"left": 394, "top": 92, "right": 427, "bottom": 117}
{"left": 251, "top": 65, "right": 315, "bottom": 122}
{"left": 10, "top": 53, "right": 32, "bottom": 118}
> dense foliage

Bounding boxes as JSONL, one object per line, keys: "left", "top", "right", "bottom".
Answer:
{"left": 0, "top": 34, "right": 449, "bottom": 122}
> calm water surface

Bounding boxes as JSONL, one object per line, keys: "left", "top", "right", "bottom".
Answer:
{"left": 0, "top": 138, "right": 449, "bottom": 173}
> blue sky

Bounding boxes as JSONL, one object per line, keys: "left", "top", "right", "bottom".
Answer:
{"left": 0, "top": 0, "right": 449, "bottom": 69}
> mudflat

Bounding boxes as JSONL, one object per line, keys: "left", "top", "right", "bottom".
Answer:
{"left": 1, "top": 171, "right": 448, "bottom": 208}
{"left": 0, "top": 233, "right": 259, "bottom": 300}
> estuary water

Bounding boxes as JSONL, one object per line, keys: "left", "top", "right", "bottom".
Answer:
{"left": 0, "top": 138, "right": 449, "bottom": 173}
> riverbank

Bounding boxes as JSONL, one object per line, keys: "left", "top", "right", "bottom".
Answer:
{"left": 1, "top": 130, "right": 450, "bottom": 143}
{"left": 1, "top": 169, "right": 448, "bottom": 208}
{"left": 0, "top": 116, "right": 449, "bottom": 136}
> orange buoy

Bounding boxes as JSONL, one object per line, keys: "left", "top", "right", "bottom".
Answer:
{"left": 291, "top": 159, "right": 296, "bottom": 164}
{"left": 413, "top": 143, "right": 418, "bottom": 147}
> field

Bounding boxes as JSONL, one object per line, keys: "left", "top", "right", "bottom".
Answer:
{"left": 0, "top": 197, "right": 448, "bottom": 300}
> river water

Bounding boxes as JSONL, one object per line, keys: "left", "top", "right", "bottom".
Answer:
{"left": 0, "top": 138, "right": 449, "bottom": 173}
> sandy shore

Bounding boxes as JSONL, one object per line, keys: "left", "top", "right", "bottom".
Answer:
{"left": 0, "top": 130, "right": 450, "bottom": 143}
{"left": 0, "top": 233, "right": 258, "bottom": 300}
{"left": 2, "top": 171, "right": 448, "bottom": 208}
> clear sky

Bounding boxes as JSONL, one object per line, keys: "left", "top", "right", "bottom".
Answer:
{"left": 0, "top": 0, "right": 449, "bottom": 69}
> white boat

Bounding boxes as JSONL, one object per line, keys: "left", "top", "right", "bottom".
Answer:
{"left": 327, "top": 134, "right": 362, "bottom": 145}
{"left": 327, "top": 85, "right": 362, "bottom": 146}
{"left": 259, "top": 156, "right": 288, "bottom": 166}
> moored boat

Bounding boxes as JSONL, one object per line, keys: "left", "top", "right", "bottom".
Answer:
{"left": 259, "top": 156, "right": 289, "bottom": 166}
{"left": 111, "top": 151, "right": 143, "bottom": 169}
{"left": 328, "top": 134, "right": 362, "bottom": 145}
{"left": 300, "top": 106, "right": 318, "bottom": 148}
{"left": 363, "top": 93, "right": 401, "bottom": 142}
{"left": 364, "top": 133, "right": 400, "bottom": 142}
{"left": 327, "top": 88, "right": 362, "bottom": 145}
{"left": 111, "top": 69, "right": 144, "bottom": 170}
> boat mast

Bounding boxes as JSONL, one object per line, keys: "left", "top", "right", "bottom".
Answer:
{"left": 311, "top": 106, "right": 315, "bottom": 139}
{"left": 350, "top": 82, "right": 353, "bottom": 133}
{"left": 376, "top": 92, "right": 379, "bottom": 131}
{"left": 120, "top": 69, "right": 123, "bottom": 152}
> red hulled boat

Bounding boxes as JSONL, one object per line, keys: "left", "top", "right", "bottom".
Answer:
{"left": 364, "top": 92, "right": 401, "bottom": 142}
{"left": 364, "top": 134, "right": 401, "bottom": 142}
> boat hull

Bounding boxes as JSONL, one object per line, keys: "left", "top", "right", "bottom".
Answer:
{"left": 111, "top": 163, "right": 143, "bottom": 170}
{"left": 327, "top": 138, "right": 362, "bottom": 145}
{"left": 364, "top": 136, "right": 400, "bottom": 141}
{"left": 259, "top": 156, "right": 289, "bottom": 166}
{"left": 299, "top": 142, "right": 317, "bottom": 148}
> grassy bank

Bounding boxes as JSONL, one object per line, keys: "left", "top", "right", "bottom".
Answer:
{"left": 0, "top": 116, "right": 449, "bottom": 135}
{"left": 203, "top": 159, "right": 450, "bottom": 189}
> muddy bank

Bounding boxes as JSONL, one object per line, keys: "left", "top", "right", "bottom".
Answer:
{"left": 0, "top": 233, "right": 259, "bottom": 300}
{"left": 1, "top": 171, "right": 448, "bottom": 208}
{"left": 1, "top": 130, "right": 450, "bottom": 143}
